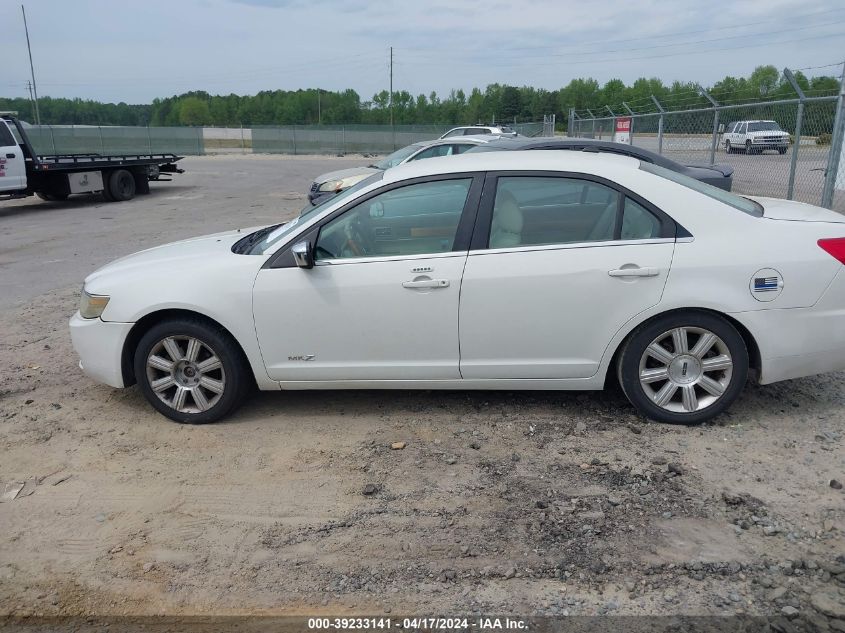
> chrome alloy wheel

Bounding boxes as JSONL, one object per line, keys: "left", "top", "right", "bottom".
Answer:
{"left": 638, "top": 327, "right": 733, "bottom": 413}
{"left": 145, "top": 336, "right": 226, "bottom": 413}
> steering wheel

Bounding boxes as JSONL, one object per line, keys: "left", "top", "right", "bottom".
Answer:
{"left": 343, "top": 220, "right": 372, "bottom": 257}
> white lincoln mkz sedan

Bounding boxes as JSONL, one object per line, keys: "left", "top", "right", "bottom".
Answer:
{"left": 70, "top": 151, "right": 845, "bottom": 425}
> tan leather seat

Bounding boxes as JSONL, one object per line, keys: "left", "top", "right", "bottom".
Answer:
{"left": 587, "top": 200, "right": 618, "bottom": 242}
{"left": 489, "top": 191, "right": 524, "bottom": 248}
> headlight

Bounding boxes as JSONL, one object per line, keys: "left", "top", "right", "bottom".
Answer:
{"left": 79, "top": 288, "right": 110, "bottom": 319}
{"left": 318, "top": 179, "right": 344, "bottom": 193}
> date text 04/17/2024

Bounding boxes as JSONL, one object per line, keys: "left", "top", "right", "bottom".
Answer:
{"left": 307, "top": 617, "right": 528, "bottom": 630}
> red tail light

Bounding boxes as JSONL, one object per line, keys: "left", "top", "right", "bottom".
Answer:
{"left": 819, "top": 238, "right": 845, "bottom": 264}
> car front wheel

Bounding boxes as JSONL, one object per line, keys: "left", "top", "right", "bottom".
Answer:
{"left": 134, "top": 318, "right": 250, "bottom": 423}
{"left": 617, "top": 312, "right": 748, "bottom": 425}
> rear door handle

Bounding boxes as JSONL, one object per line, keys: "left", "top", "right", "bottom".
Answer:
{"left": 608, "top": 267, "right": 659, "bottom": 278}
{"left": 402, "top": 279, "right": 450, "bottom": 289}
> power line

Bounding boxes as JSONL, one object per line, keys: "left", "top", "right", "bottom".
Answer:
{"left": 400, "top": 30, "right": 845, "bottom": 71}
{"left": 794, "top": 60, "right": 845, "bottom": 71}
{"left": 399, "top": 19, "right": 845, "bottom": 65}
{"left": 401, "top": 7, "right": 845, "bottom": 56}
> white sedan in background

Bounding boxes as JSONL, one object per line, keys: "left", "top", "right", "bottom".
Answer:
{"left": 307, "top": 135, "right": 497, "bottom": 205}
{"left": 70, "top": 152, "right": 845, "bottom": 425}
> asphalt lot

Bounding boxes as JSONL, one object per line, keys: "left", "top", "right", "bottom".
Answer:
{"left": 0, "top": 155, "right": 843, "bottom": 622}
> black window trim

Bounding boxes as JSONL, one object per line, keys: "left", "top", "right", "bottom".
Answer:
{"left": 469, "top": 170, "right": 685, "bottom": 252}
{"left": 265, "top": 172, "right": 486, "bottom": 269}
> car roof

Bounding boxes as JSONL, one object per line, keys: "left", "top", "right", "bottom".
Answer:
{"left": 381, "top": 149, "right": 640, "bottom": 184}
{"left": 470, "top": 136, "right": 681, "bottom": 167}
{"left": 413, "top": 136, "right": 497, "bottom": 149}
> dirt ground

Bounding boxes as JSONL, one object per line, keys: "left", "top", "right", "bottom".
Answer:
{"left": 0, "top": 156, "right": 843, "bottom": 627}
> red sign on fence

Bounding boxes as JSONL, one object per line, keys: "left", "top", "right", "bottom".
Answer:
{"left": 614, "top": 117, "right": 632, "bottom": 144}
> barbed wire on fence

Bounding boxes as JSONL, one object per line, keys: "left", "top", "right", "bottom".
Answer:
{"left": 569, "top": 66, "right": 845, "bottom": 212}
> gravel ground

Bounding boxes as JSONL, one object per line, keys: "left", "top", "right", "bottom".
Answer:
{"left": 0, "top": 155, "right": 843, "bottom": 627}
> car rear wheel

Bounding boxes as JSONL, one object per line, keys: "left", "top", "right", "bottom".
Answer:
{"left": 617, "top": 312, "right": 748, "bottom": 425}
{"left": 134, "top": 318, "right": 250, "bottom": 423}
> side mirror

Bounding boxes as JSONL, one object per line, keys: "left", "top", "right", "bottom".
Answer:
{"left": 291, "top": 240, "right": 314, "bottom": 269}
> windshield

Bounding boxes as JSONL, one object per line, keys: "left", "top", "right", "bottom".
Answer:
{"left": 639, "top": 162, "right": 763, "bottom": 217}
{"left": 234, "top": 171, "right": 384, "bottom": 255}
{"left": 747, "top": 122, "right": 782, "bottom": 132}
{"left": 371, "top": 144, "right": 422, "bottom": 170}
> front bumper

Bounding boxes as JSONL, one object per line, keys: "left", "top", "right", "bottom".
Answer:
{"left": 69, "top": 312, "right": 134, "bottom": 388}
{"left": 751, "top": 139, "right": 789, "bottom": 147}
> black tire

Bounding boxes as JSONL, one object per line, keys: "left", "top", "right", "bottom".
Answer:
{"left": 101, "top": 172, "right": 115, "bottom": 202}
{"left": 617, "top": 311, "right": 748, "bottom": 425}
{"left": 36, "top": 191, "right": 69, "bottom": 202}
{"left": 778, "top": 147, "right": 787, "bottom": 155}
{"left": 725, "top": 141, "right": 732, "bottom": 154}
{"left": 133, "top": 171, "right": 151, "bottom": 195}
{"left": 133, "top": 318, "right": 251, "bottom": 424}
{"left": 745, "top": 141, "right": 753, "bottom": 155}
{"left": 108, "top": 169, "right": 136, "bottom": 201}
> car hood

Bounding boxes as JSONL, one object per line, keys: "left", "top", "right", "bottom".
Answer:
{"left": 312, "top": 165, "right": 379, "bottom": 185}
{"left": 751, "top": 197, "right": 845, "bottom": 223}
{"left": 84, "top": 225, "right": 267, "bottom": 290}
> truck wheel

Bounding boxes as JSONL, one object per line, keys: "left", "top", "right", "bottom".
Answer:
{"left": 745, "top": 141, "right": 753, "bottom": 155}
{"left": 36, "top": 192, "right": 69, "bottom": 202}
{"left": 100, "top": 172, "right": 114, "bottom": 202}
{"left": 108, "top": 169, "right": 136, "bottom": 201}
{"left": 133, "top": 172, "right": 151, "bottom": 195}
{"left": 778, "top": 147, "right": 787, "bottom": 155}
{"left": 725, "top": 141, "right": 732, "bottom": 154}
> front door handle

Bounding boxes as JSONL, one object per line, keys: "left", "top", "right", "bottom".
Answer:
{"left": 402, "top": 278, "right": 450, "bottom": 289}
{"left": 608, "top": 267, "right": 659, "bottom": 278}
{"left": 5, "top": 153, "right": 14, "bottom": 159}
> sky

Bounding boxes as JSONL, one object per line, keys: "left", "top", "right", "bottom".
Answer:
{"left": 1, "top": 0, "right": 844, "bottom": 104}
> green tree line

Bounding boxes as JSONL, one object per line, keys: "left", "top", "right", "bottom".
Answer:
{"left": 0, "top": 65, "right": 839, "bottom": 128}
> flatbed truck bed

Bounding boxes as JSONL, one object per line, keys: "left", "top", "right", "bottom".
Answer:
{"left": 1, "top": 113, "right": 184, "bottom": 203}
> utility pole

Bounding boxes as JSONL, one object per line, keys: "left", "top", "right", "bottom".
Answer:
{"left": 26, "top": 81, "right": 36, "bottom": 122}
{"left": 389, "top": 45, "right": 395, "bottom": 149}
{"left": 317, "top": 89, "right": 321, "bottom": 125}
{"left": 21, "top": 5, "right": 41, "bottom": 125}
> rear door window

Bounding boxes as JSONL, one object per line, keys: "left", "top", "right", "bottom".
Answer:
{"left": 0, "top": 122, "right": 15, "bottom": 147}
{"left": 488, "top": 176, "right": 620, "bottom": 248}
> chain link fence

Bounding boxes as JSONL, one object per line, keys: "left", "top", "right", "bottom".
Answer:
{"left": 20, "top": 120, "right": 551, "bottom": 158}
{"left": 23, "top": 124, "right": 204, "bottom": 156}
{"left": 569, "top": 71, "right": 845, "bottom": 212}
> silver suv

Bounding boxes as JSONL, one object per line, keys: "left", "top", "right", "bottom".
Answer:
{"left": 723, "top": 120, "right": 790, "bottom": 155}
